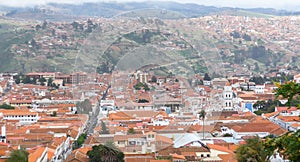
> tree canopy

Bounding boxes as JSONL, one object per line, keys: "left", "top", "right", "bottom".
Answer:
{"left": 0, "top": 103, "right": 14, "bottom": 109}
{"left": 236, "top": 130, "right": 300, "bottom": 162}
{"left": 87, "top": 144, "right": 124, "bottom": 162}
{"left": 235, "top": 136, "right": 272, "bottom": 162}
{"left": 7, "top": 150, "right": 29, "bottom": 162}
{"left": 274, "top": 81, "right": 300, "bottom": 108}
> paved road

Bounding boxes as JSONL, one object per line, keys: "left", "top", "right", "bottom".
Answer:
{"left": 84, "top": 85, "right": 110, "bottom": 135}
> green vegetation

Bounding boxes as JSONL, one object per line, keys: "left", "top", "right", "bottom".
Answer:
{"left": 274, "top": 81, "right": 300, "bottom": 108}
{"left": 203, "top": 73, "right": 211, "bottom": 81}
{"left": 156, "top": 156, "right": 172, "bottom": 160}
{"left": 253, "top": 100, "right": 277, "bottom": 115}
{"left": 233, "top": 45, "right": 277, "bottom": 66}
{"left": 87, "top": 144, "right": 124, "bottom": 162}
{"left": 0, "top": 103, "right": 14, "bottom": 109}
{"left": 235, "top": 136, "right": 272, "bottom": 162}
{"left": 236, "top": 130, "right": 300, "bottom": 162}
{"left": 73, "top": 133, "right": 87, "bottom": 149}
{"left": 123, "top": 29, "right": 162, "bottom": 44}
{"left": 50, "top": 111, "right": 57, "bottom": 117}
{"left": 199, "top": 109, "right": 206, "bottom": 139}
{"left": 0, "top": 11, "right": 297, "bottom": 76}
{"left": 39, "top": 77, "right": 46, "bottom": 86}
{"left": 127, "top": 128, "right": 135, "bottom": 134}
{"left": 7, "top": 149, "right": 29, "bottom": 162}
{"left": 134, "top": 82, "right": 150, "bottom": 91}
{"left": 137, "top": 99, "right": 149, "bottom": 103}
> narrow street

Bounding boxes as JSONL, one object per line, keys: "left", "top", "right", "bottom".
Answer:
{"left": 84, "top": 85, "right": 110, "bottom": 135}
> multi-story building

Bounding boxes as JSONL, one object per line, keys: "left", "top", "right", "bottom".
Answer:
{"left": 0, "top": 110, "right": 39, "bottom": 124}
{"left": 70, "top": 72, "right": 87, "bottom": 84}
{"left": 223, "top": 85, "right": 233, "bottom": 110}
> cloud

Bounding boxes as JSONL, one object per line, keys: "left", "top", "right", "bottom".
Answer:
{"left": 0, "top": 0, "right": 299, "bottom": 11}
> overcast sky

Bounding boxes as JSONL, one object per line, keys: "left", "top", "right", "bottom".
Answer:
{"left": 1, "top": 0, "right": 300, "bottom": 11}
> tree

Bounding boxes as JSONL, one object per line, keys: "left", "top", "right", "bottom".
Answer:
{"left": 73, "top": 133, "right": 87, "bottom": 149}
{"left": 272, "top": 130, "right": 300, "bottom": 161}
{"left": 242, "top": 33, "right": 252, "bottom": 41}
{"left": 235, "top": 136, "right": 273, "bottom": 162}
{"left": 203, "top": 73, "right": 211, "bottom": 81}
{"left": 0, "top": 103, "right": 14, "bottom": 109}
{"left": 100, "top": 120, "right": 109, "bottom": 134}
{"left": 62, "top": 80, "right": 66, "bottom": 86}
{"left": 47, "top": 78, "right": 53, "bottom": 87}
{"left": 50, "top": 111, "right": 57, "bottom": 117}
{"left": 22, "top": 76, "right": 31, "bottom": 84}
{"left": 198, "top": 110, "right": 206, "bottom": 139}
{"left": 7, "top": 149, "right": 29, "bottom": 162}
{"left": 15, "top": 76, "right": 21, "bottom": 84}
{"left": 35, "top": 24, "right": 41, "bottom": 30}
{"left": 87, "top": 144, "right": 124, "bottom": 162}
{"left": 151, "top": 75, "right": 157, "bottom": 83}
{"left": 274, "top": 81, "right": 300, "bottom": 108}
{"left": 127, "top": 128, "right": 135, "bottom": 134}
{"left": 143, "top": 83, "right": 150, "bottom": 91}
{"left": 39, "top": 77, "right": 46, "bottom": 86}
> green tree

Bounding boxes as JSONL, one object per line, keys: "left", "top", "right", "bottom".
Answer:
{"left": 7, "top": 149, "right": 29, "bottom": 162}
{"left": 203, "top": 73, "right": 211, "bottom": 81}
{"left": 151, "top": 75, "right": 157, "bottom": 83}
{"left": 15, "top": 75, "right": 21, "bottom": 84}
{"left": 0, "top": 103, "right": 14, "bottom": 109}
{"left": 73, "top": 133, "right": 87, "bottom": 149}
{"left": 143, "top": 83, "right": 150, "bottom": 91}
{"left": 62, "top": 80, "right": 66, "bottom": 86}
{"left": 47, "top": 78, "right": 53, "bottom": 87}
{"left": 50, "top": 111, "right": 57, "bottom": 117}
{"left": 274, "top": 81, "right": 300, "bottom": 108}
{"left": 272, "top": 130, "right": 300, "bottom": 161}
{"left": 39, "top": 77, "right": 46, "bottom": 86}
{"left": 127, "top": 128, "right": 135, "bottom": 134}
{"left": 199, "top": 109, "right": 206, "bottom": 139}
{"left": 235, "top": 136, "right": 273, "bottom": 162}
{"left": 87, "top": 144, "right": 124, "bottom": 162}
{"left": 22, "top": 76, "right": 31, "bottom": 84}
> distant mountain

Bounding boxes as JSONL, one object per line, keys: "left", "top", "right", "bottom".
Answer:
{"left": 1, "top": 1, "right": 300, "bottom": 21}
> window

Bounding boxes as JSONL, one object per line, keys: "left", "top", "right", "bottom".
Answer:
{"left": 129, "top": 141, "right": 136, "bottom": 145}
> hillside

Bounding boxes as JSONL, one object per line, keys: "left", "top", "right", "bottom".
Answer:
{"left": 1, "top": 14, "right": 299, "bottom": 78}
{"left": 1, "top": 1, "right": 300, "bottom": 21}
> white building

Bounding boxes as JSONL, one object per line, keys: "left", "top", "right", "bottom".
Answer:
{"left": 223, "top": 86, "right": 233, "bottom": 110}
{"left": 254, "top": 84, "right": 265, "bottom": 94}
{"left": 0, "top": 110, "right": 39, "bottom": 124}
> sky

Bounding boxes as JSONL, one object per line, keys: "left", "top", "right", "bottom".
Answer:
{"left": 0, "top": 0, "right": 300, "bottom": 11}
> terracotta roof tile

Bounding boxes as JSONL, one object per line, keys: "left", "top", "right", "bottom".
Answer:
{"left": 28, "top": 147, "right": 46, "bottom": 162}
